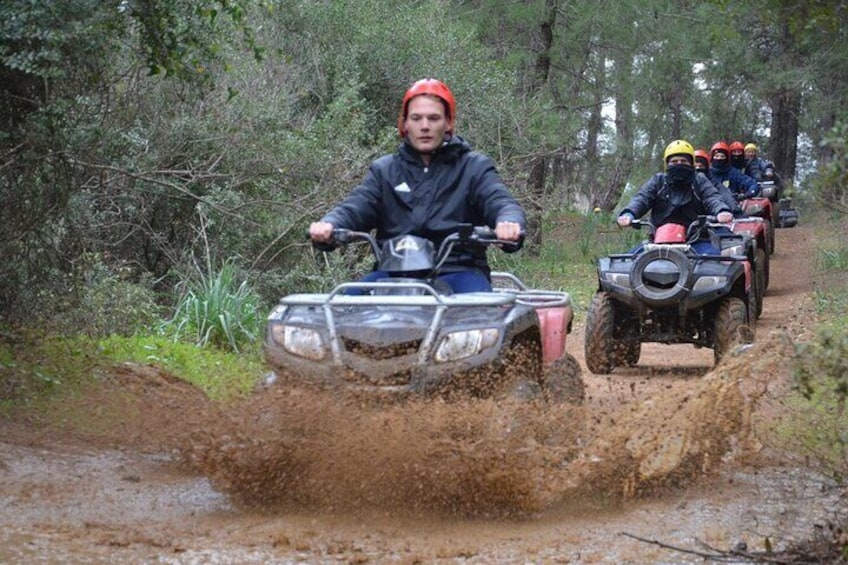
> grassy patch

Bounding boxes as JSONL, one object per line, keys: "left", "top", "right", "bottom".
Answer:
{"left": 0, "top": 330, "right": 104, "bottom": 412}
{"left": 778, "top": 215, "right": 848, "bottom": 481}
{"left": 0, "top": 328, "right": 264, "bottom": 414}
{"left": 97, "top": 335, "right": 264, "bottom": 401}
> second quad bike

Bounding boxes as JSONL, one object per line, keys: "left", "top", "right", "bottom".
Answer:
{"left": 778, "top": 196, "right": 800, "bottom": 228}
{"left": 264, "top": 225, "right": 584, "bottom": 404}
{"left": 737, "top": 191, "right": 775, "bottom": 256}
{"left": 585, "top": 217, "right": 756, "bottom": 374}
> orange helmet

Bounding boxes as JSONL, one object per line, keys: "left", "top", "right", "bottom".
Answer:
{"left": 694, "top": 148, "right": 711, "bottom": 167}
{"left": 729, "top": 140, "right": 745, "bottom": 155}
{"left": 397, "top": 78, "right": 457, "bottom": 137}
{"left": 710, "top": 141, "right": 730, "bottom": 158}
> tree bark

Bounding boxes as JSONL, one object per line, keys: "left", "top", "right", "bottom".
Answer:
{"left": 769, "top": 87, "right": 800, "bottom": 183}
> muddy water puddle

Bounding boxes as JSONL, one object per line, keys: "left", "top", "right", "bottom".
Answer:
{"left": 0, "top": 352, "right": 840, "bottom": 564}
{"left": 0, "top": 437, "right": 839, "bottom": 564}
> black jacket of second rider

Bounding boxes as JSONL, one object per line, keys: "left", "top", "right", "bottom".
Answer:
{"left": 320, "top": 135, "right": 526, "bottom": 274}
{"left": 620, "top": 172, "right": 731, "bottom": 228}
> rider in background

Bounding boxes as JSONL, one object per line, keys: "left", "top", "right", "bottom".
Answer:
{"left": 744, "top": 143, "right": 777, "bottom": 181}
{"left": 744, "top": 142, "right": 783, "bottom": 200}
{"left": 709, "top": 141, "right": 760, "bottom": 200}
{"left": 695, "top": 148, "right": 742, "bottom": 217}
{"left": 308, "top": 78, "right": 525, "bottom": 293}
{"left": 729, "top": 141, "right": 748, "bottom": 173}
{"left": 617, "top": 140, "right": 733, "bottom": 254}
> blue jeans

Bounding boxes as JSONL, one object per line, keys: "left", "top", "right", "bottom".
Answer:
{"left": 352, "top": 269, "right": 491, "bottom": 294}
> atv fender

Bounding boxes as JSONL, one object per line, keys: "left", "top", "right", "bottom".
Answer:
{"left": 536, "top": 306, "right": 572, "bottom": 364}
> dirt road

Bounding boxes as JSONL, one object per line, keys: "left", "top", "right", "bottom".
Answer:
{"left": 0, "top": 226, "right": 838, "bottom": 564}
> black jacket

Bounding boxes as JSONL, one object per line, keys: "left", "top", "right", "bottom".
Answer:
{"left": 321, "top": 135, "right": 526, "bottom": 273}
{"left": 620, "top": 172, "right": 731, "bottom": 227}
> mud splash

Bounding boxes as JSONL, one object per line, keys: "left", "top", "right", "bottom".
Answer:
{"left": 92, "top": 356, "right": 755, "bottom": 520}
{"left": 11, "top": 335, "right": 779, "bottom": 523}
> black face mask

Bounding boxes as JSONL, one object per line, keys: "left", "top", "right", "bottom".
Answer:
{"left": 712, "top": 159, "right": 730, "bottom": 173}
{"left": 731, "top": 154, "right": 746, "bottom": 168}
{"left": 666, "top": 163, "right": 695, "bottom": 187}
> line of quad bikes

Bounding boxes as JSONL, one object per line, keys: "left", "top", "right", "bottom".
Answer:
{"left": 262, "top": 181, "right": 800, "bottom": 406}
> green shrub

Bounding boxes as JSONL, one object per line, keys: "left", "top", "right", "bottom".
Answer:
{"left": 159, "top": 261, "right": 261, "bottom": 353}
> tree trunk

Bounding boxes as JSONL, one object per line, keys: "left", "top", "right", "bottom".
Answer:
{"left": 522, "top": 0, "right": 557, "bottom": 251}
{"left": 769, "top": 87, "right": 800, "bottom": 183}
{"left": 525, "top": 157, "right": 546, "bottom": 252}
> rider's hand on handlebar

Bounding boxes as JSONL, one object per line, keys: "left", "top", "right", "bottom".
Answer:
{"left": 617, "top": 213, "right": 633, "bottom": 228}
{"left": 716, "top": 211, "right": 733, "bottom": 224}
{"left": 309, "top": 221, "right": 335, "bottom": 243}
{"left": 494, "top": 221, "right": 522, "bottom": 241}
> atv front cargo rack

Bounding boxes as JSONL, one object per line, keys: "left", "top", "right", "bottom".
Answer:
{"left": 277, "top": 278, "right": 571, "bottom": 370}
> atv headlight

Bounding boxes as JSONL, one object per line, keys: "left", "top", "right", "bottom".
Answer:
{"left": 744, "top": 203, "right": 765, "bottom": 215}
{"left": 721, "top": 244, "right": 744, "bottom": 257}
{"left": 270, "top": 324, "right": 326, "bottom": 360}
{"left": 434, "top": 328, "right": 500, "bottom": 363}
{"left": 602, "top": 272, "right": 630, "bottom": 287}
{"left": 692, "top": 276, "right": 727, "bottom": 291}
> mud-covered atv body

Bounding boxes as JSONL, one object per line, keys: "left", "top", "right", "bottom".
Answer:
{"left": 264, "top": 225, "right": 583, "bottom": 403}
{"left": 585, "top": 217, "right": 755, "bottom": 374}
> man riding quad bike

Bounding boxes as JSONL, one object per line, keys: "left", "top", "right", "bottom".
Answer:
{"left": 584, "top": 217, "right": 756, "bottom": 374}
{"left": 264, "top": 225, "right": 584, "bottom": 404}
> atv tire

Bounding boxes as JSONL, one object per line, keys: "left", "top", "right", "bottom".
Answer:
{"left": 494, "top": 332, "right": 543, "bottom": 400}
{"left": 541, "top": 353, "right": 584, "bottom": 404}
{"left": 766, "top": 218, "right": 775, "bottom": 255}
{"left": 754, "top": 248, "right": 765, "bottom": 318}
{"left": 585, "top": 292, "right": 617, "bottom": 374}
{"left": 762, "top": 240, "right": 771, "bottom": 290}
{"left": 713, "top": 297, "right": 754, "bottom": 365}
{"left": 620, "top": 341, "right": 641, "bottom": 367}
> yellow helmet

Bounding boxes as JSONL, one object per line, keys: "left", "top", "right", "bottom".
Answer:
{"left": 744, "top": 143, "right": 758, "bottom": 152}
{"left": 663, "top": 139, "right": 695, "bottom": 168}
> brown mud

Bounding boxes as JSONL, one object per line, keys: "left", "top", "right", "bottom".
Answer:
{"left": 0, "top": 226, "right": 840, "bottom": 563}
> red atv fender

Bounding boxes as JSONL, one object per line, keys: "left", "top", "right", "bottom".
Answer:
{"left": 536, "top": 305, "right": 573, "bottom": 364}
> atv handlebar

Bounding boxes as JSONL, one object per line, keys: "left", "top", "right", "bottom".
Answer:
{"left": 314, "top": 224, "right": 521, "bottom": 252}
{"left": 629, "top": 216, "right": 722, "bottom": 244}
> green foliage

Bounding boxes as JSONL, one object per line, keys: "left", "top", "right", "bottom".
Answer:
{"left": 793, "top": 327, "right": 848, "bottom": 402}
{"left": 159, "top": 261, "right": 262, "bottom": 354}
{"left": 777, "top": 374, "right": 848, "bottom": 483}
{"left": 0, "top": 329, "right": 261, "bottom": 409}
{"left": 97, "top": 335, "right": 262, "bottom": 401}
{"left": 0, "top": 331, "right": 102, "bottom": 408}
{"left": 813, "top": 121, "right": 848, "bottom": 212}
{"left": 43, "top": 253, "right": 162, "bottom": 338}
{"left": 783, "top": 324, "right": 848, "bottom": 482}
{"left": 781, "top": 214, "right": 848, "bottom": 482}
{"left": 0, "top": 0, "right": 261, "bottom": 82}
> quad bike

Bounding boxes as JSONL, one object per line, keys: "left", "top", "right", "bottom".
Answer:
{"left": 264, "top": 225, "right": 584, "bottom": 404}
{"left": 737, "top": 190, "right": 775, "bottom": 256}
{"left": 777, "top": 196, "right": 800, "bottom": 228}
{"left": 727, "top": 217, "right": 767, "bottom": 319}
{"left": 759, "top": 178, "right": 800, "bottom": 228}
{"left": 584, "top": 217, "right": 756, "bottom": 374}
{"left": 730, "top": 194, "right": 774, "bottom": 318}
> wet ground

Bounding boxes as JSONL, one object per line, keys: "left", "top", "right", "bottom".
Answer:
{"left": 0, "top": 226, "right": 839, "bottom": 564}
